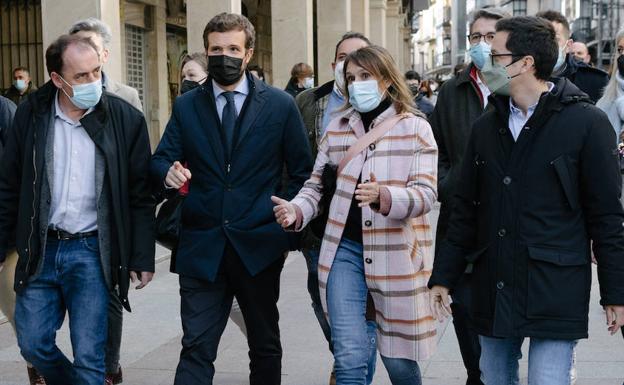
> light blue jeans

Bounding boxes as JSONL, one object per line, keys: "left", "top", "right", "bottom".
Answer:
{"left": 479, "top": 335, "right": 577, "bottom": 385}
{"left": 327, "top": 237, "right": 422, "bottom": 385}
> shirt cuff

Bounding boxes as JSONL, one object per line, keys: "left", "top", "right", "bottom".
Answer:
{"left": 293, "top": 204, "right": 304, "bottom": 231}
{"left": 379, "top": 186, "right": 392, "bottom": 215}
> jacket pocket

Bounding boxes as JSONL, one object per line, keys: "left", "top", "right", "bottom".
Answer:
{"left": 465, "top": 246, "right": 491, "bottom": 317}
{"left": 526, "top": 246, "right": 590, "bottom": 321}
{"left": 551, "top": 156, "right": 579, "bottom": 210}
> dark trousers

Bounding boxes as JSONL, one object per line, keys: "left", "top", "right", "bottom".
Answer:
{"left": 174, "top": 243, "right": 284, "bottom": 385}
{"left": 451, "top": 276, "right": 484, "bottom": 385}
{"left": 105, "top": 293, "right": 123, "bottom": 373}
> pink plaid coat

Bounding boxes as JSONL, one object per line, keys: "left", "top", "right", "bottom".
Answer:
{"left": 291, "top": 105, "right": 438, "bottom": 361}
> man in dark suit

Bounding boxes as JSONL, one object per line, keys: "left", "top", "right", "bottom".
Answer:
{"left": 151, "top": 13, "right": 313, "bottom": 385}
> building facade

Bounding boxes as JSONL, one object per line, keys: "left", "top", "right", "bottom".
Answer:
{"left": 1, "top": 0, "right": 417, "bottom": 146}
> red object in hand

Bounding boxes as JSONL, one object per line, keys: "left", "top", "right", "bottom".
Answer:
{"left": 180, "top": 162, "right": 190, "bottom": 196}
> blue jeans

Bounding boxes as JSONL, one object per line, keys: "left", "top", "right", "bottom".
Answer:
{"left": 327, "top": 238, "right": 421, "bottom": 385}
{"left": 15, "top": 236, "right": 109, "bottom": 385}
{"left": 304, "top": 245, "right": 377, "bottom": 384}
{"left": 479, "top": 335, "right": 577, "bottom": 385}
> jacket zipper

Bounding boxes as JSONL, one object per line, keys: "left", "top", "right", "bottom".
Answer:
{"left": 25, "top": 115, "right": 38, "bottom": 275}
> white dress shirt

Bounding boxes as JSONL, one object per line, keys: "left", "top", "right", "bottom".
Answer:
{"left": 475, "top": 73, "right": 492, "bottom": 108}
{"left": 508, "top": 82, "right": 555, "bottom": 141}
{"left": 48, "top": 92, "right": 98, "bottom": 234}
{"left": 212, "top": 76, "right": 249, "bottom": 122}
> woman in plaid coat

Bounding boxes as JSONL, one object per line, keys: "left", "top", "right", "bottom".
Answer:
{"left": 272, "top": 46, "right": 438, "bottom": 384}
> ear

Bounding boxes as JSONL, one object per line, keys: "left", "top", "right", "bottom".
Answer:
{"left": 101, "top": 48, "right": 110, "bottom": 63}
{"left": 564, "top": 38, "right": 573, "bottom": 53}
{"left": 244, "top": 48, "right": 254, "bottom": 64}
{"left": 522, "top": 55, "right": 536, "bottom": 73}
{"left": 331, "top": 62, "right": 336, "bottom": 72}
{"left": 50, "top": 72, "right": 64, "bottom": 90}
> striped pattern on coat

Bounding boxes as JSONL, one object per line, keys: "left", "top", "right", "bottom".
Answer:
{"left": 290, "top": 105, "right": 439, "bottom": 361}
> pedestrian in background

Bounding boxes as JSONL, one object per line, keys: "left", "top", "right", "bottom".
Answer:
{"left": 285, "top": 62, "right": 314, "bottom": 98}
{"left": 295, "top": 31, "right": 377, "bottom": 385}
{"left": 70, "top": 18, "right": 143, "bottom": 113}
{"left": 0, "top": 34, "right": 154, "bottom": 385}
{"left": 179, "top": 52, "right": 209, "bottom": 94}
{"left": 151, "top": 13, "right": 312, "bottom": 385}
{"left": 273, "top": 45, "right": 438, "bottom": 385}
{"left": 405, "top": 70, "right": 434, "bottom": 119}
{"left": 248, "top": 64, "right": 265, "bottom": 82}
{"left": 429, "top": 16, "right": 624, "bottom": 384}
{"left": 430, "top": 7, "right": 509, "bottom": 385}
{"left": 597, "top": 29, "right": 624, "bottom": 145}
{"left": 4, "top": 66, "right": 37, "bottom": 105}
{"left": 537, "top": 10, "right": 609, "bottom": 102}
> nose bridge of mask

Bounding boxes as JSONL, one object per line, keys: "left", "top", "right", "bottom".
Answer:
{"left": 469, "top": 41, "right": 491, "bottom": 70}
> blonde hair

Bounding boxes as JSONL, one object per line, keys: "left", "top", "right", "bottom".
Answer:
{"left": 342, "top": 45, "right": 420, "bottom": 116}
{"left": 290, "top": 62, "right": 314, "bottom": 81}
{"left": 598, "top": 29, "right": 624, "bottom": 105}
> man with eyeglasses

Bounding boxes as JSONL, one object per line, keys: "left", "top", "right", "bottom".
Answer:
{"left": 429, "top": 7, "right": 510, "bottom": 385}
{"left": 429, "top": 15, "right": 624, "bottom": 384}
{"left": 537, "top": 10, "right": 608, "bottom": 102}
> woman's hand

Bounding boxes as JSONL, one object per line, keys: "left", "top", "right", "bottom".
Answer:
{"left": 271, "top": 196, "right": 297, "bottom": 228}
{"left": 355, "top": 173, "right": 380, "bottom": 207}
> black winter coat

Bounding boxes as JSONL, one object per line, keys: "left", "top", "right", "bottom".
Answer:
{"left": 554, "top": 53, "right": 609, "bottom": 103}
{"left": 0, "top": 81, "right": 155, "bottom": 311}
{"left": 428, "top": 78, "right": 624, "bottom": 340}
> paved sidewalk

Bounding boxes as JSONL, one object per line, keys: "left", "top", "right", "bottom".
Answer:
{"left": 1, "top": 216, "right": 624, "bottom": 384}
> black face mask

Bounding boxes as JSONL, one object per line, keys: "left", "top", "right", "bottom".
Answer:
{"left": 180, "top": 79, "right": 200, "bottom": 94}
{"left": 408, "top": 84, "right": 420, "bottom": 96}
{"left": 618, "top": 55, "right": 624, "bottom": 78}
{"left": 208, "top": 55, "right": 244, "bottom": 86}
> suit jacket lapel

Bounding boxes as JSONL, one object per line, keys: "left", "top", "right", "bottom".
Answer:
{"left": 234, "top": 76, "right": 267, "bottom": 152}
{"left": 194, "top": 84, "right": 226, "bottom": 171}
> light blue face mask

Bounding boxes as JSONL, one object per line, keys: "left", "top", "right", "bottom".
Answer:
{"left": 469, "top": 41, "right": 491, "bottom": 70}
{"left": 348, "top": 80, "right": 383, "bottom": 113}
{"left": 59, "top": 76, "right": 103, "bottom": 109}
{"left": 553, "top": 46, "right": 566, "bottom": 72}
{"left": 14, "top": 79, "right": 27, "bottom": 92}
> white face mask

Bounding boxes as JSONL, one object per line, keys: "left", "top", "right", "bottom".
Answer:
{"left": 303, "top": 77, "right": 314, "bottom": 89}
{"left": 334, "top": 60, "right": 346, "bottom": 93}
{"left": 348, "top": 80, "right": 383, "bottom": 113}
{"left": 553, "top": 45, "right": 566, "bottom": 72}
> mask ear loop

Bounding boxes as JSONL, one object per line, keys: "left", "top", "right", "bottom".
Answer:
{"left": 56, "top": 74, "right": 75, "bottom": 99}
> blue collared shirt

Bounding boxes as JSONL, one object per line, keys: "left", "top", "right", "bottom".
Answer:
{"left": 508, "top": 82, "right": 555, "bottom": 141}
{"left": 321, "top": 85, "right": 345, "bottom": 134}
{"left": 212, "top": 76, "right": 249, "bottom": 122}
{"left": 48, "top": 92, "right": 97, "bottom": 234}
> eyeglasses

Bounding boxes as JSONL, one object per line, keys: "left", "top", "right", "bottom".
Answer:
{"left": 468, "top": 32, "right": 496, "bottom": 45}
{"left": 490, "top": 53, "right": 528, "bottom": 66}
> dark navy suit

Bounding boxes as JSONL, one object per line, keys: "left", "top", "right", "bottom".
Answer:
{"left": 151, "top": 72, "right": 313, "bottom": 384}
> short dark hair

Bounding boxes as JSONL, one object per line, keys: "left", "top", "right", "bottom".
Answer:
{"left": 45, "top": 34, "right": 99, "bottom": 76}
{"left": 495, "top": 16, "right": 558, "bottom": 81}
{"left": 203, "top": 12, "right": 255, "bottom": 50}
{"left": 405, "top": 70, "right": 421, "bottom": 82}
{"left": 334, "top": 31, "right": 371, "bottom": 62}
{"left": 13, "top": 66, "right": 30, "bottom": 76}
{"left": 248, "top": 64, "right": 264, "bottom": 79}
{"left": 468, "top": 7, "right": 510, "bottom": 33}
{"left": 536, "top": 10, "right": 570, "bottom": 38}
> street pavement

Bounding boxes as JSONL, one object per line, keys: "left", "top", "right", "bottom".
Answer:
{"left": 1, "top": 207, "right": 624, "bottom": 384}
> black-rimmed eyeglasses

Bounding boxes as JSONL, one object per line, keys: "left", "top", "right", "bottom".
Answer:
{"left": 490, "top": 53, "right": 528, "bottom": 66}
{"left": 468, "top": 32, "right": 496, "bottom": 45}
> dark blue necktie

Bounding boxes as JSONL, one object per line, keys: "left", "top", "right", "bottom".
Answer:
{"left": 221, "top": 91, "right": 237, "bottom": 154}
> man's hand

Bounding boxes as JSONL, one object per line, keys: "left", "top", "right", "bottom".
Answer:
{"left": 130, "top": 271, "right": 154, "bottom": 290}
{"left": 355, "top": 172, "right": 380, "bottom": 208}
{"left": 430, "top": 285, "right": 452, "bottom": 321}
{"left": 605, "top": 305, "right": 624, "bottom": 335}
{"left": 271, "top": 196, "right": 297, "bottom": 228}
{"left": 165, "top": 161, "right": 192, "bottom": 189}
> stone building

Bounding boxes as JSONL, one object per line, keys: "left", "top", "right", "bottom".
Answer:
{"left": 0, "top": 0, "right": 415, "bottom": 145}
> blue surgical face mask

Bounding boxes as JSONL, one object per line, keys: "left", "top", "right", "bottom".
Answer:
{"left": 553, "top": 45, "right": 566, "bottom": 72}
{"left": 59, "top": 76, "right": 103, "bottom": 109}
{"left": 14, "top": 79, "right": 27, "bottom": 92}
{"left": 469, "top": 41, "right": 491, "bottom": 70}
{"left": 348, "top": 80, "right": 383, "bottom": 113}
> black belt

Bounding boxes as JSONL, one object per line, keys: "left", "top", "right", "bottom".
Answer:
{"left": 47, "top": 229, "right": 98, "bottom": 241}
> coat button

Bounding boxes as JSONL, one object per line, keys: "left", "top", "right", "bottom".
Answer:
{"left": 224, "top": 220, "right": 230, "bottom": 225}
{"left": 499, "top": 128, "right": 506, "bottom": 134}
{"left": 40, "top": 230, "right": 45, "bottom": 235}
{"left": 503, "top": 176, "right": 512, "bottom": 185}
{"left": 369, "top": 143, "right": 376, "bottom": 151}
{"left": 497, "top": 228, "right": 506, "bottom": 237}
{"left": 365, "top": 258, "right": 372, "bottom": 264}
{"left": 497, "top": 281, "right": 505, "bottom": 290}
{"left": 364, "top": 220, "right": 372, "bottom": 227}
